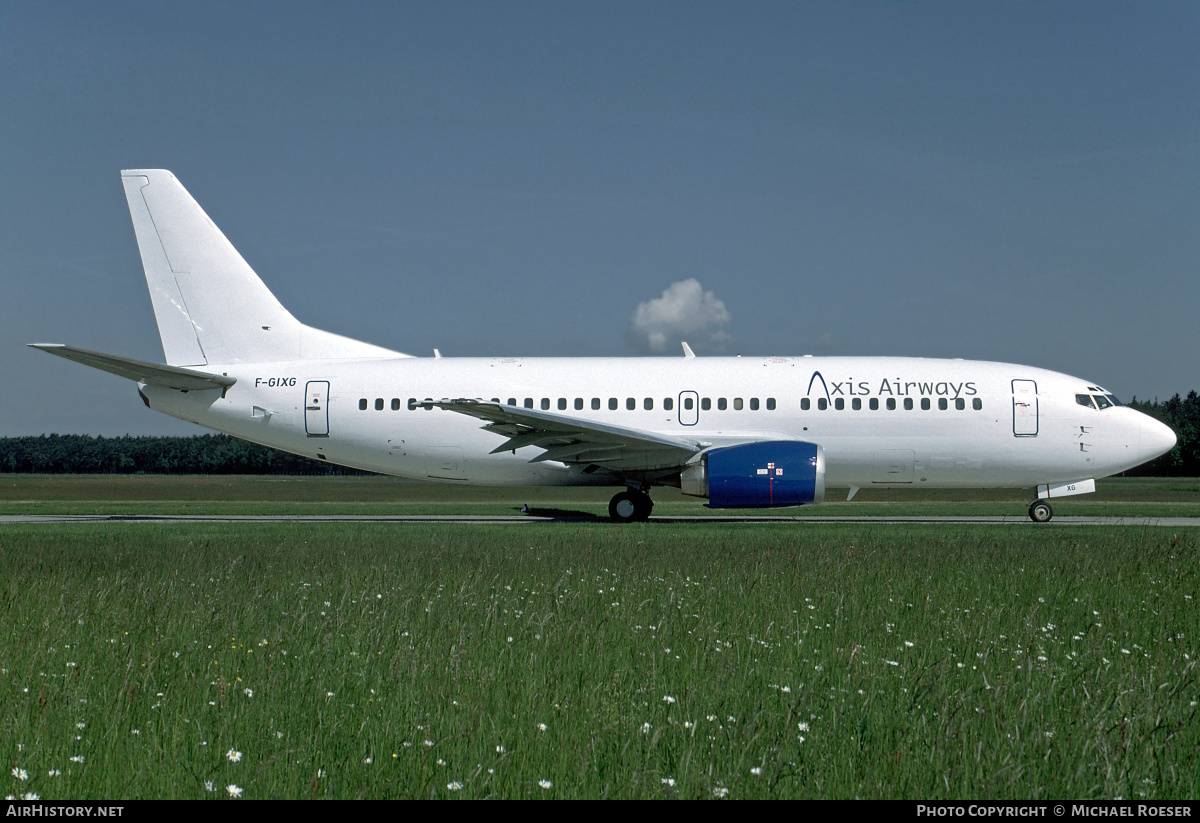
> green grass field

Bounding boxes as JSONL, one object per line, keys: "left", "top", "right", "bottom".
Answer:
{"left": 1, "top": 476, "right": 1198, "bottom": 799}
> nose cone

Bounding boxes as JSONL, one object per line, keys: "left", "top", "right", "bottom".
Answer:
{"left": 1140, "top": 415, "right": 1177, "bottom": 462}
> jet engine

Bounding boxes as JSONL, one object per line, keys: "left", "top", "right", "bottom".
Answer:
{"left": 681, "top": 441, "right": 825, "bottom": 508}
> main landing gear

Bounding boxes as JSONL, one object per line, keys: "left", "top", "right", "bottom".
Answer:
{"left": 609, "top": 489, "right": 654, "bottom": 523}
{"left": 1028, "top": 499, "right": 1053, "bottom": 523}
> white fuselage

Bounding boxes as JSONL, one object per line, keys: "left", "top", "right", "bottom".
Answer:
{"left": 141, "top": 355, "right": 1174, "bottom": 491}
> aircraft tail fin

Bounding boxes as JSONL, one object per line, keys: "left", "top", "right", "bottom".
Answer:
{"left": 120, "top": 170, "right": 409, "bottom": 366}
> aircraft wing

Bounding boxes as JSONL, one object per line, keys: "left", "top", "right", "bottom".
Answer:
{"left": 28, "top": 344, "right": 237, "bottom": 391}
{"left": 432, "top": 399, "right": 705, "bottom": 473}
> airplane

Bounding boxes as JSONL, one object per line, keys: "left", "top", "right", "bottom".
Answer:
{"left": 30, "top": 170, "right": 1177, "bottom": 522}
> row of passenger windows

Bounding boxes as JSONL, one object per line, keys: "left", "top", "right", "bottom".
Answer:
{"left": 356, "top": 395, "right": 983, "bottom": 412}
{"left": 802, "top": 397, "right": 984, "bottom": 411}
{"left": 357, "top": 396, "right": 778, "bottom": 412}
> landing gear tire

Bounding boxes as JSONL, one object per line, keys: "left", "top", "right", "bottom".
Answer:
{"left": 1028, "top": 499, "right": 1053, "bottom": 523}
{"left": 610, "top": 490, "right": 653, "bottom": 522}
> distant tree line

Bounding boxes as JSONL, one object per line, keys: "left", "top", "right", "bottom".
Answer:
{"left": 1, "top": 393, "right": 1197, "bottom": 476}
{"left": 0, "top": 434, "right": 369, "bottom": 475}
{"left": 1124, "top": 392, "right": 1200, "bottom": 476}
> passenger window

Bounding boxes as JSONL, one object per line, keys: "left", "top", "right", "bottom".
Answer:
{"left": 391, "top": 398, "right": 400, "bottom": 411}
{"left": 359, "top": 398, "right": 367, "bottom": 410}
{"left": 852, "top": 398, "right": 861, "bottom": 410}
{"left": 644, "top": 398, "right": 654, "bottom": 410}
{"left": 626, "top": 398, "right": 636, "bottom": 410}
{"left": 921, "top": 398, "right": 930, "bottom": 411}
{"left": 870, "top": 398, "right": 879, "bottom": 410}
{"left": 955, "top": 398, "right": 965, "bottom": 410}
{"left": 408, "top": 398, "right": 418, "bottom": 411}
{"left": 375, "top": 398, "right": 384, "bottom": 411}
{"left": 699, "top": 398, "right": 709, "bottom": 411}
{"left": 718, "top": 398, "right": 728, "bottom": 411}
{"left": 524, "top": 398, "right": 534, "bottom": 409}
{"left": 684, "top": 397, "right": 694, "bottom": 410}
{"left": 750, "top": 398, "right": 759, "bottom": 411}
{"left": 766, "top": 398, "right": 776, "bottom": 410}
{"left": 575, "top": 398, "right": 583, "bottom": 410}
{"left": 904, "top": 398, "right": 913, "bottom": 410}
{"left": 886, "top": 398, "right": 896, "bottom": 411}
{"left": 938, "top": 398, "right": 948, "bottom": 410}
{"left": 664, "top": 397, "right": 674, "bottom": 411}
{"left": 818, "top": 398, "right": 828, "bottom": 410}
{"left": 540, "top": 398, "right": 550, "bottom": 410}
{"left": 973, "top": 398, "right": 983, "bottom": 410}
{"left": 609, "top": 398, "right": 618, "bottom": 410}
{"left": 801, "top": 398, "right": 810, "bottom": 410}
{"left": 558, "top": 398, "right": 567, "bottom": 410}
{"left": 592, "top": 398, "right": 601, "bottom": 410}
{"left": 834, "top": 398, "right": 844, "bottom": 410}
{"left": 507, "top": 398, "right": 516, "bottom": 407}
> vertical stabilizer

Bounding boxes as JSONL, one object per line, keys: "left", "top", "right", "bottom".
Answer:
{"left": 122, "top": 170, "right": 303, "bottom": 365}
{"left": 121, "top": 170, "right": 408, "bottom": 365}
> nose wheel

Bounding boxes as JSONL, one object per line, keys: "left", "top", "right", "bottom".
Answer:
{"left": 1028, "top": 499, "right": 1053, "bottom": 523}
{"left": 610, "top": 490, "right": 653, "bottom": 522}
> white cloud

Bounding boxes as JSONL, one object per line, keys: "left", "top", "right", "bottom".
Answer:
{"left": 627, "top": 278, "right": 732, "bottom": 354}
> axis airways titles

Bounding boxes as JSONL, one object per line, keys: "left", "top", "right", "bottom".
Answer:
{"left": 809, "top": 372, "right": 979, "bottom": 401}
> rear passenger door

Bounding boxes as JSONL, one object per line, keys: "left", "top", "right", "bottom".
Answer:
{"left": 305, "top": 380, "right": 329, "bottom": 436}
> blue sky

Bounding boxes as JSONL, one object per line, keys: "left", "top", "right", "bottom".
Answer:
{"left": 2, "top": 1, "right": 1197, "bottom": 435}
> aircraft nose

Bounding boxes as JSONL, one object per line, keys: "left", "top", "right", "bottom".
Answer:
{"left": 1140, "top": 415, "right": 1177, "bottom": 461}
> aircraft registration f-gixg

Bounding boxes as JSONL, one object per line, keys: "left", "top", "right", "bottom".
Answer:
{"left": 31, "top": 170, "right": 1177, "bottom": 522}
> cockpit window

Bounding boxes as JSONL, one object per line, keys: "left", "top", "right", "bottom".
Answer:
{"left": 1076, "top": 394, "right": 1096, "bottom": 409}
{"left": 1105, "top": 394, "right": 1122, "bottom": 407}
{"left": 1093, "top": 394, "right": 1112, "bottom": 410}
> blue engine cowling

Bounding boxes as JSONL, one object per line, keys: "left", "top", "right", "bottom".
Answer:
{"left": 683, "top": 441, "right": 825, "bottom": 508}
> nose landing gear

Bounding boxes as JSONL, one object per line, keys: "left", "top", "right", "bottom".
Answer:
{"left": 609, "top": 489, "right": 654, "bottom": 522}
{"left": 1028, "top": 499, "right": 1053, "bottom": 523}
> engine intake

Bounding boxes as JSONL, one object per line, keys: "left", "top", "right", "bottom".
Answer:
{"left": 682, "top": 441, "right": 825, "bottom": 508}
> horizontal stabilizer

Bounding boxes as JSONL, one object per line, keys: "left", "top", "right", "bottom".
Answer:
{"left": 28, "top": 344, "right": 236, "bottom": 391}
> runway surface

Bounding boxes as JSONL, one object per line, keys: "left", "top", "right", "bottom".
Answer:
{"left": 4, "top": 514, "right": 1200, "bottom": 526}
